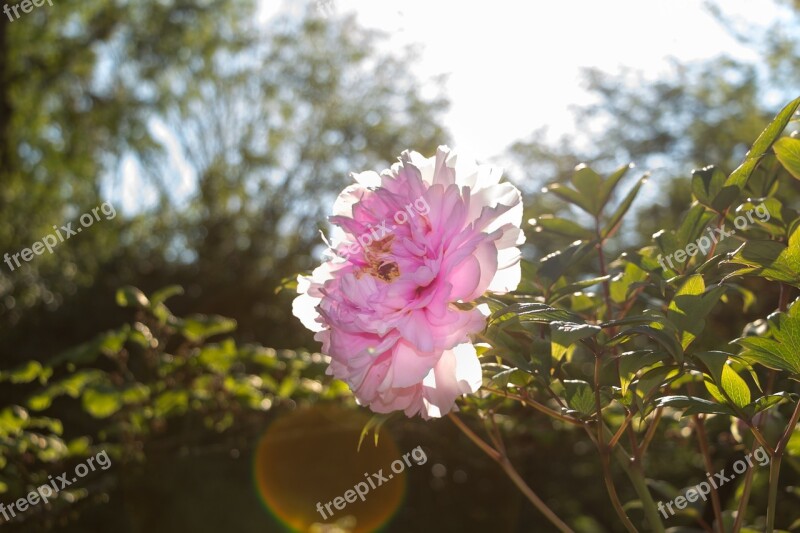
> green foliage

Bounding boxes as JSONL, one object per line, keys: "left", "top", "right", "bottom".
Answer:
{"left": 0, "top": 285, "right": 345, "bottom": 525}
{"left": 473, "top": 96, "right": 800, "bottom": 531}
{"left": 774, "top": 136, "right": 800, "bottom": 180}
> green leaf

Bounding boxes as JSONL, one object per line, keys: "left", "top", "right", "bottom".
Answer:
{"left": 529, "top": 215, "right": 593, "bottom": 240}
{"left": 545, "top": 183, "right": 595, "bottom": 215}
{"left": 197, "top": 339, "right": 238, "bottom": 373}
{"left": 0, "top": 406, "right": 29, "bottom": 438}
{"left": 610, "top": 325, "right": 684, "bottom": 364}
{"left": 634, "top": 365, "right": 678, "bottom": 404}
{"left": 550, "top": 321, "right": 600, "bottom": 360}
{"left": 735, "top": 302, "right": 800, "bottom": 376}
{"left": 667, "top": 275, "right": 725, "bottom": 349}
{"left": 691, "top": 166, "right": 740, "bottom": 213}
{"left": 154, "top": 390, "right": 189, "bottom": 417}
{"left": 704, "top": 364, "right": 751, "bottom": 408}
{"left": 358, "top": 414, "right": 393, "bottom": 451}
{"left": 563, "top": 380, "right": 596, "bottom": 416}
{"left": 724, "top": 96, "right": 800, "bottom": 192}
{"left": 177, "top": 314, "right": 237, "bottom": 342}
{"left": 723, "top": 225, "right": 800, "bottom": 287}
{"left": 82, "top": 388, "right": 122, "bottom": 419}
{"left": 745, "top": 392, "right": 793, "bottom": 417}
{"left": 538, "top": 240, "right": 595, "bottom": 283}
{"left": 490, "top": 302, "right": 581, "bottom": 326}
{"left": 655, "top": 395, "right": 736, "bottom": 417}
{"left": 602, "top": 173, "right": 649, "bottom": 239}
{"left": 571, "top": 164, "right": 604, "bottom": 214}
{"left": 121, "top": 383, "right": 150, "bottom": 405}
{"left": 691, "top": 351, "right": 729, "bottom": 384}
{"left": 116, "top": 286, "right": 149, "bottom": 308}
{"left": 150, "top": 285, "right": 184, "bottom": 306}
{"left": 551, "top": 275, "right": 610, "bottom": 300}
{"left": 610, "top": 262, "right": 648, "bottom": 304}
{"left": 598, "top": 163, "right": 633, "bottom": 212}
{"left": 774, "top": 136, "right": 800, "bottom": 180}
{"left": 0, "top": 361, "right": 52, "bottom": 384}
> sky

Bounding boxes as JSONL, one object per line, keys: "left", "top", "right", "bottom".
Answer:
{"left": 264, "top": 0, "right": 781, "bottom": 162}
{"left": 116, "top": 0, "right": 784, "bottom": 214}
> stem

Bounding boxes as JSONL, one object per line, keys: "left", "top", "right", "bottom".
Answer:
{"left": 609, "top": 409, "right": 636, "bottom": 449}
{"left": 600, "top": 450, "right": 639, "bottom": 533}
{"left": 778, "top": 282, "right": 790, "bottom": 312}
{"left": 743, "top": 419, "right": 774, "bottom": 455}
{"left": 482, "top": 387, "right": 583, "bottom": 426}
{"left": 595, "top": 218, "right": 614, "bottom": 323}
{"left": 448, "top": 413, "right": 574, "bottom": 533}
{"left": 766, "top": 400, "right": 800, "bottom": 532}
{"left": 639, "top": 408, "right": 663, "bottom": 457}
{"left": 623, "top": 458, "right": 666, "bottom": 533}
{"left": 592, "top": 355, "right": 640, "bottom": 532}
{"left": 693, "top": 415, "right": 723, "bottom": 532}
{"left": 596, "top": 423, "right": 665, "bottom": 533}
{"left": 765, "top": 454, "right": 782, "bottom": 533}
{"left": 732, "top": 459, "right": 755, "bottom": 533}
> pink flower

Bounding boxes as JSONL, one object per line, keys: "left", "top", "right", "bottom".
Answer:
{"left": 293, "top": 146, "right": 524, "bottom": 418}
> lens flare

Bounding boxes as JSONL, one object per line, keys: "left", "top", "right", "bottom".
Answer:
{"left": 254, "top": 404, "right": 406, "bottom": 532}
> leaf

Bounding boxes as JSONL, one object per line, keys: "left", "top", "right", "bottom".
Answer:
{"left": 610, "top": 325, "right": 684, "bottom": 364}
{"left": 177, "top": 314, "right": 237, "bottom": 342}
{"left": 774, "top": 136, "right": 800, "bottom": 180}
{"left": 598, "top": 163, "right": 633, "bottom": 212}
{"left": 490, "top": 302, "right": 581, "bottom": 326}
{"left": 634, "top": 365, "right": 678, "bottom": 405}
{"left": 724, "top": 96, "right": 800, "bottom": 192}
{"left": 529, "top": 215, "right": 593, "bottom": 240}
{"left": 610, "top": 262, "right": 648, "bottom": 304}
{"left": 745, "top": 392, "right": 793, "bottom": 417}
{"left": 691, "top": 165, "right": 739, "bottom": 213}
{"left": 723, "top": 226, "right": 800, "bottom": 287}
{"left": 198, "top": 339, "right": 238, "bottom": 373}
{"left": 602, "top": 173, "right": 649, "bottom": 239}
{"left": 0, "top": 361, "right": 52, "bottom": 384}
{"left": 563, "top": 380, "right": 596, "bottom": 416}
{"left": 358, "top": 414, "right": 392, "bottom": 451}
{"left": 734, "top": 302, "right": 800, "bottom": 376}
{"left": 691, "top": 351, "right": 730, "bottom": 384}
{"left": 550, "top": 321, "right": 600, "bottom": 360}
{"left": 551, "top": 275, "right": 610, "bottom": 300}
{"left": 150, "top": 285, "right": 184, "bottom": 306}
{"left": 538, "top": 240, "right": 595, "bottom": 283}
{"left": 116, "top": 286, "right": 149, "bottom": 308}
{"left": 154, "top": 390, "right": 189, "bottom": 417}
{"left": 0, "top": 406, "right": 29, "bottom": 438}
{"left": 546, "top": 183, "right": 595, "bottom": 214}
{"left": 571, "top": 164, "right": 604, "bottom": 214}
{"left": 655, "top": 395, "right": 736, "bottom": 417}
{"left": 82, "top": 388, "right": 123, "bottom": 419}
{"left": 667, "top": 275, "right": 725, "bottom": 349}
{"left": 704, "top": 364, "right": 751, "bottom": 408}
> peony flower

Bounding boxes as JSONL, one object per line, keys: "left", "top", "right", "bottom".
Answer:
{"left": 293, "top": 146, "right": 524, "bottom": 418}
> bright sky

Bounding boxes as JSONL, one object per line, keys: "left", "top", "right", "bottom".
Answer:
{"left": 265, "top": 0, "right": 779, "bottom": 162}
{"left": 114, "top": 1, "right": 783, "bottom": 214}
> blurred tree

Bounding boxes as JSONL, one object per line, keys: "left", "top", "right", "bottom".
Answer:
{"left": 0, "top": 1, "right": 448, "bottom": 357}
{"left": 508, "top": 0, "right": 800, "bottom": 246}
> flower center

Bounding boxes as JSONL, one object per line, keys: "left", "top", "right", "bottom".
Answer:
{"left": 363, "top": 235, "right": 399, "bottom": 282}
